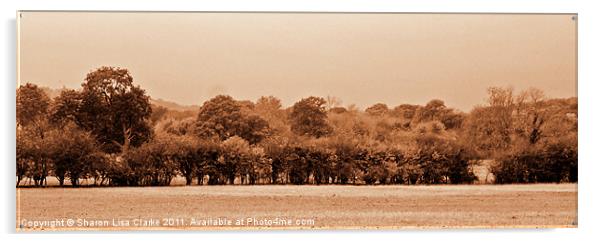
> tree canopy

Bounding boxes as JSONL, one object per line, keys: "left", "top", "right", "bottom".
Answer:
{"left": 16, "top": 68, "right": 577, "bottom": 187}
{"left": 195, "top": 95, "right": 270, "bottom": 144}
{"left": 289, "top": 96, "right": 332, "bottom": 138}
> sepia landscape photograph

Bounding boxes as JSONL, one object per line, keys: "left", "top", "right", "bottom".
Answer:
{"left": 15, "top": 12, "right": 577, "bottom": 230}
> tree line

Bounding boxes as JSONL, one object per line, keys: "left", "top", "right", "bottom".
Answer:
{"left": 16, "top": 66, "right": 577, "bottom": 187}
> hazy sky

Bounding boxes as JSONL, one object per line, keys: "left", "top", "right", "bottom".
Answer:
{"left": 18, "top": 12, "right": 576, "bottom": 111}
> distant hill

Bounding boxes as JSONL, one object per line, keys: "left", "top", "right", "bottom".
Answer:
{"left": 150, "top": 98, "right": 199, "bottom": 112}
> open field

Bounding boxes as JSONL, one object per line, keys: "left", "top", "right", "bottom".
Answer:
{"left": 16, "top": 184, "right": 577, "bottom": 230}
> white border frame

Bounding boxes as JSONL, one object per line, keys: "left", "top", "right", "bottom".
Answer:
{"left": 2, "top": 0, "right": 600, "bottom": 241}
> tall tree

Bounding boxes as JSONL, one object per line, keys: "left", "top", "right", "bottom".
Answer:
{"left": 485, "top": 87, "right": 515, "bottom": 145}
{"left": 463, "top": 87, "right": 515, "bottom": 156}
{"left": 166, "top": 134, "right": 219, "bottom": 186}
{"left": 255, "top": 96, "right": 285, "bottom": 122}
{"left": 196, "top": 95, "right": 269, "bottom": 144}
{"left": 17, "top": 83, "right": 50, "bottom": 135}
{"left": 77, "top": 66, "right": 153, "bottom": 153}
{"left": 196, "top": 95, "right": 245, "bottom": 140}
{"left": 515, "top": 87, "right": 546, "bottom": 144}
{"left": 289, "top": 96, "right": 332, "bottom": 138}
{"left": 16, "top": 83, "right": 52, "bottom": 186}
{"left": 47, "top": 124, "right": 100, "bottom": 187}
{"left": 220, "top": 136, "right": 250, "bottom": 184}
{"left": 255, "top": 96, "right": 289, "bottom": 135}
{"left": 49, "top": 89, "right": 82, "bottom": 127}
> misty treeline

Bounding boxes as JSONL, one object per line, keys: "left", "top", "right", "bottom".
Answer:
{"left": 16, "top": 67, "right": 577, "bottom": 187}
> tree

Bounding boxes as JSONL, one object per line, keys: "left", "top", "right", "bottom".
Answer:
{"left": 49, "top": 89, "right": 82, "bottom": 127}
{"left": 514, "top": 87, "right": 547, "bottom": 144}
{"left": 16, "top": 128, "right": 36, "bottom": 186}
{"left": 439, "top": 111, "right": 466, "bottom": 130}
{"left": 463, "top": 87, "right": 515, "bottom": 156}
{"left": 286, "top": 146, "right": 309, "bottom": 185}
{"left": 194, "top": 139, "right": 221, "bottom": 185}
{"left": 490, "top": 138, "right": 577, "bottom": 184}
{"left": 392, "top": 104, "right": 419, "bottom": 120}
{"left": 47, "top": 124, "right": 100, "bottom": 187}
{"left": 165, "top": 134, "right": 219, "bottom": 186}
{"left": 262, "top": 136, "right": 289, "bottom": 184}
{"left": 118, "top": 137, "right": 178, "bottom": 186}
{"left": 76, "top": 66, "right": 153, "bottom": 153}
{"left": 256, "top": 96, "right": 283, "bottom": 113}
{"left": 255, "top": 96, "right": 289, "bottom": 134}
{"left": 488, "top": 88, "right": 578, "bottom": 184}
{"left": 16, "top": 83, "right": 52, "bottom": 186}
{"left": 365, "top": 103, "right": 389, "bottom": 116}
{"left": 484, "top": 87, "right": 514, "bottom": 148}
{"left": 196, "top": 95, "right": 243, "bottom": 140}
{"left": 166, "top": 135, "right": 199, "bottom": 185}
{"left": 196, "top": 95, "right": 270, "bottom": 144}
{"left": 409, "top": 99, "right": 467, "bottom": 131}
{"left": 15, "top": 80, "right": 577, "bottom": 187}
{"left": 325, "top": 96, "right": 342, "bottom": 110}
{"left": 241, "top": 146, "right": 269, "bottom": 185}
{"left": 255, "top": 96, "right": 286, "bottom": 122}
{"left": 240, "top": 115, "right": 270, "bottom": 145}
{"left": 412, "top": 99, "right": 446, "bottom": 124}
{"left": 327, "top": 136, "right": 361, "bottom": 184}
{"left": 289, "top": 96, "right": 332, "bottom": 138}
{"left": 304, "top": 142, "right": 332, "bottom": 185}
{"left": 408, "top": 134, "right": 476, "bottom": 184}
{"left": 220, "top": 136, "right": 250, "bottom": 184}
{"left": 17, "top": 83, "right": 50, "bottom": 129}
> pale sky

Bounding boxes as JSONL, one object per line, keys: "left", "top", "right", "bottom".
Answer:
{"left": 18, "top": 12, "right": 577, "bottom": 111}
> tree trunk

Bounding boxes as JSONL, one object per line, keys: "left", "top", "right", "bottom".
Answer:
{"left": 228, "top": 174, "right": 236, "bottom": 185}
{"left": 197, "top": 174, "right": 204, "bottom": 185}
{"left": 185, "top": 175, "right": 192, "bottom": 186}
{"left": 71, "top": 177, "right": 79, "bottom": 187}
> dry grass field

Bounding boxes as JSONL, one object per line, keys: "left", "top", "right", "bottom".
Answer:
{"left": 16, "top": 184, "right": 577, "bottom": 230}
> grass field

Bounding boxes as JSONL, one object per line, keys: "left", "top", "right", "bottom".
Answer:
{"left": 16, "top": 184, "right": 577, "bottom": 230}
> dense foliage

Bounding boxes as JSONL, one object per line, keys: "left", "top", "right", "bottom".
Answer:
{"left": 16, "top": 67, "right": 577, "bottom": 187}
